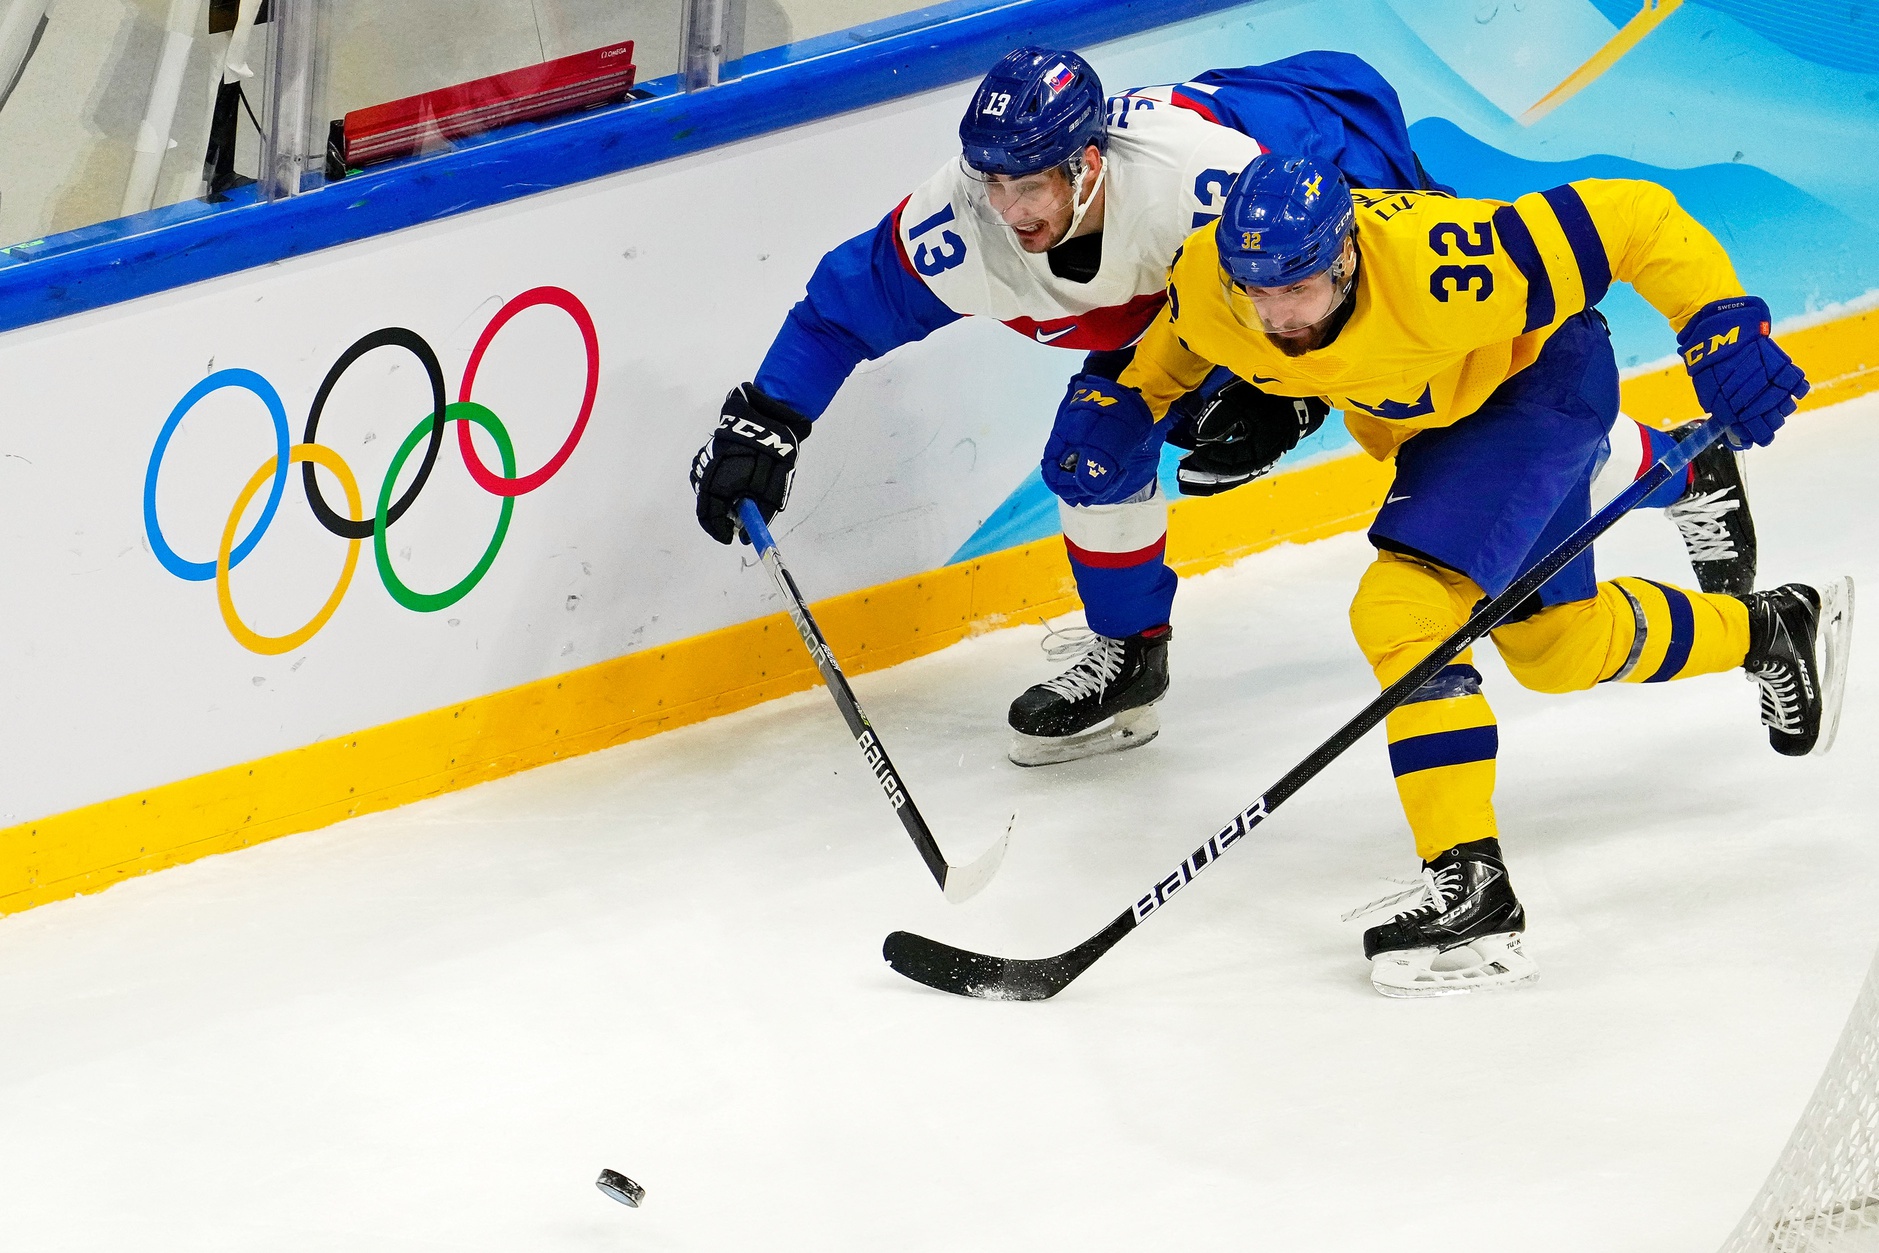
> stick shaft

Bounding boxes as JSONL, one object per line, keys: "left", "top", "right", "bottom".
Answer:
{"left": 886, "top": 416, "right": 1729, "bottom": 995}
{"left": 1124, "top": 415, "right": 1726, "bottom": 928}
{"left": 737, "top": 499, "right": 953, "bottom": 890}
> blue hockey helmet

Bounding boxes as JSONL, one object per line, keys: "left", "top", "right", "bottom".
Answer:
{"left": 1216, "top": 154, "right": 1356, "bottom": 288}
{"left": 958, "top": 48, "right": 1106, "bottom": 177}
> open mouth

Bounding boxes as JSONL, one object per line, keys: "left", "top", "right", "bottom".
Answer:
{"left": 1011, "top": 218, "right": 1052, "bottom": 245}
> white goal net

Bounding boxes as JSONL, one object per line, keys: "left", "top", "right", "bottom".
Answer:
{"left": 1721, "top": 948, "right": 1879, "bottom": 1253}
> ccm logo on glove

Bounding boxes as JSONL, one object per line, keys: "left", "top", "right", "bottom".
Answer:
{"left": 1680, "top": 323, "right": 1756, "bottom": 368}
{"left": 689, "top": 383, "right": 815, "bottom": 544}
{"left": 721, "top": 415, "right": 801, "bottom": 454}
{"left": 1676, "top": 295, "right": 1808, "bottom": 450}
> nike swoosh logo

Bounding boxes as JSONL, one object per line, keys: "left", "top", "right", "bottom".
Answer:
{"left": 1385, "top": 493, "right": 1412, "bottom": 504}
{"left": 1034, "top": 325, "right": 1078, "bottom": 343}
{"left": 1250, "top": 375, "right": 1280, "bottom": 384}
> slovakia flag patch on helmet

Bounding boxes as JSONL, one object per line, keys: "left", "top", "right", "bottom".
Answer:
{"left": 1045, "top": 62, "right": 1076, "bottom": 93}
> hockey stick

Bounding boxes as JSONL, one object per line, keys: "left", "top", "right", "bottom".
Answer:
{"left": 737, "top": 498, "right": 1012, "bottom": 903}
{"left": 883, "top": 416, "right": 1732, "bottom": 997}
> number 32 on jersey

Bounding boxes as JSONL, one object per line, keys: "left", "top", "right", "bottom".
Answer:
{"left": 1428, "top": 219, "right": 1494, "bottom": 303}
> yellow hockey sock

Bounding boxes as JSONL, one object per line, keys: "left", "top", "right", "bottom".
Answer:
{"left": 1352, "top": 552, "right": 1500, "bottom": 861}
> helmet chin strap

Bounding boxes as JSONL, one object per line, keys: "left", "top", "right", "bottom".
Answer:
{"left": 1061, "top": 157, "right": 1107, "bottom": 242}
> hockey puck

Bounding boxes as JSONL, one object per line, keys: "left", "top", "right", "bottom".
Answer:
{"left": 596, "top": 1168, "right": 646, "bottom": 1208}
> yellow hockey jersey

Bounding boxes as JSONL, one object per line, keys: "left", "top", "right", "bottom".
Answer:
{"left": 1120, "top": 179, "right": 1744, "bottom": 459}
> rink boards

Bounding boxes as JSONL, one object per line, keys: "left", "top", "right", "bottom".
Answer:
{"left": 0, "top": 0, "right": 1875, "bottom": 913}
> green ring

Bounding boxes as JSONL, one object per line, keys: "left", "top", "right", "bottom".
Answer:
{"left": 375, "top": 401, "right": 516, "bottom": 612}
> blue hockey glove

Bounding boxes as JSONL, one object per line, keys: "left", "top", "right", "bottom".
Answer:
{"left": 1041, "top": 374, "right": 1167, "bottom": 507}
{"left": 1678, "top": 295, "right": 1809, "bottom": 450}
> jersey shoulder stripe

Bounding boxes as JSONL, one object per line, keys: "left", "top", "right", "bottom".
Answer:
{"left": 1113, "top": 81, "right": 1260, "bottom": 143}
{"left": 1490, "top": 204, "right": 1553, "bottom": 333}
{"left": 1537, "top": 185, "right": 1612, "bottom": 306}
{"left": 1501, "top": 186, "right": 1598, "bottom": 328}
{"left": 887, "top": 195, "right": 921, "bottom": 279}
{"left": 1169, "top": 85, "right": 1223, "bottom": 124}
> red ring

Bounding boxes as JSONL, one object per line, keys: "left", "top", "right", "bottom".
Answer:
{"left": 456, "top": 286, "right": 599, "bottom": 496}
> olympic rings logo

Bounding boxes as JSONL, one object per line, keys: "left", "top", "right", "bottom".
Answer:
{"left": 144, "top": 286, "right": 598, "bottom": 655}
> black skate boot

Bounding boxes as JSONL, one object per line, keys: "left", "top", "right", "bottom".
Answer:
{"left": 1739, "top": 579, "right": 1855, "bottom": 756}
{"left": 1007, "top": 624, "right": 1170, "bottom": 766}
{"left": 1666, "top": 419, "right": 1757, "bottom": 595}
{"left": 1357, "top": 838, "right": 1536, "bottom": 998}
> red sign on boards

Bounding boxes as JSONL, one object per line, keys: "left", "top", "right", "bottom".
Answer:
{"left": 333, "top": 40, "right": 637, "bottom": 176}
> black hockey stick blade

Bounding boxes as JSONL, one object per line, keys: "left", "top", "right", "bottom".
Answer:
{"left": 884, "top": 910, "right": 1134, "bottom": 1000}
{"left": 738, "top": 499, "right": 1012, "bottom": 903}
{"left": 879, "top": 417, "right": 1733, "bottom": 999}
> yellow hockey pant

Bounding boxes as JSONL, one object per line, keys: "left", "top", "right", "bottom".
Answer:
{"left": 1349, "top": 551, "right": 1749, "bottom": 861}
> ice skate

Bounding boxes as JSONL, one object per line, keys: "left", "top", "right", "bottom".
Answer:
{"left": 1740, "top": 579, "right": 1855, "bottom": 757}
{"left": 1007, "top": 625, "right": 1169, "bottom": 766}
{"left": 1666, "top": 419, "right": 1757, "bottom": 595}
{"left": 1353, "top": 838, "right": 1537, "bottom": 999}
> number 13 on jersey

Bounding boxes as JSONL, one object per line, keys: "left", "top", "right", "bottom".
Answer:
{"left": 907, "top": 203, "right": 968, "bottom": 277}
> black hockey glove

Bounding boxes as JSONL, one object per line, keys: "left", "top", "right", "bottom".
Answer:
{"left": 1165, "top": 378, "right": 1328, "bottom": 497}
{"left": 690, "top": 383, "right": 815, "bottom": 544}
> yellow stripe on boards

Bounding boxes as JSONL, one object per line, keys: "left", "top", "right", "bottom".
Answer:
{"left": 1621, "top": 305, "right": 1878, "bottom": 428}
{"left": 0, "top": 448, "right": 1392, "bottom": 916}
{"left": 7, "top": 300, "right": 1872, "bottom": 917}
{"left": 1165, "top": 443, "right": 1394, "bottom": 575}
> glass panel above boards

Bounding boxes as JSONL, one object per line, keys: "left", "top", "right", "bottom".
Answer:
{"left": 0, "top": 0, "right": 937, "bottom": 252}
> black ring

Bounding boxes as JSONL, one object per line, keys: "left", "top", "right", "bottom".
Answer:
{"left": 301, "top": 327, "right": 447, "bottom": 540}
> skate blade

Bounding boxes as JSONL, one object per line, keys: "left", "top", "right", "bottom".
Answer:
{"left": 1813, "top": 576, "right": 1855, "bottom": 755}
{"left": 1008, "top": 706, "right": 1160, "bottom": 768}
{"left": 1369, "top": 933, "right": 1538, "bottom": 999}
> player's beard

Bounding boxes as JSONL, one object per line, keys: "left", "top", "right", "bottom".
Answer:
{"left": 1265, "top": 322, "right": 1335, "bottom": 357}
{"left": 1262, "top": 277, "right": 1356, "bottom": 356}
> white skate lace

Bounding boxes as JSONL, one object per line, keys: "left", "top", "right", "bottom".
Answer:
{"left": 1036, "top": 623, "right": 1126, "bottom": 703}
{"left": 1340, "top": 864, "right": 1462, "bottom": 923}
{"left": 1665, "top": 488, "right": 1741, "bottom": 562}
{"left": 1750, "top": 661, "right": 1806, "bottom": 733}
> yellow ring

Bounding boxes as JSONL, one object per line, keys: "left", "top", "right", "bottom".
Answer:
{"left": 216, "top": 444, "right": 362, "bottom": 655}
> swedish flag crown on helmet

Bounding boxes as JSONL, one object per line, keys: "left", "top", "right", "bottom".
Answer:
{"left": 958, "top": 47, "right": 1107, "bottom": 177}
{"left": 1216, "top": 154, "right": 1355, "bottom": 288}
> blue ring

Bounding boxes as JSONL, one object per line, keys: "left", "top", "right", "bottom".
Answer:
{"left": 145, "top": 369, "right": 291, "bottom": 581}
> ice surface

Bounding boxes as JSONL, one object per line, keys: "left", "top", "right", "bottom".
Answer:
{"left": 3, "top": 396, "right": 1876, "bottom": 1252}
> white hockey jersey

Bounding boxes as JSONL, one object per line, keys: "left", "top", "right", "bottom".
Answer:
{"left": 891, "top": 92, "right": 1266, "bottom": 353}
{"left": 755, "top": 55, "right": 1434, "bottom": 419}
